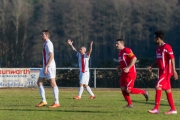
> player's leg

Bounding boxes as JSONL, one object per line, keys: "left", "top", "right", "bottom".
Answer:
{"left": 120, "top": 75, "right": 133, "bottom": 107}
{"left": 84, "top": 84, "right": 95, "bottom": 99}
{"left": 130, "top": 88, "right": 148, "bottom": 101}
{"left": 73, "top": 72, "right": 84, "bottom": 99}
{"left": 48, "top": 78, "right": 60, "bottom": 108}
{"left": 78, "top": 84, "right": 84, "bottom": 99}
{"left": 121, "top": 86, "right": 133, "bottom": 108}
{"left": 148, "top": 76, "right": 165, "bottom": 114}
{"left": 148, "top": 87, "right": 162, "bottom": 114}
{"left": 128, "top": 74, "right": 148, "bottom": 101}
{"left": 84, "top": 71, "right": 95, "bottom": 99}
{"left": 164, "top": 76, "right": 177, "bottom": 114}
{"left": 48, "top": 67, "right": 60, "bottom": 108}
{"left": 165, "top": 89, "right": 177, "bottom": 114}
{"left": 36, "top": 77, "right": 47, "bottom": 107}
{"left": 130, "top": 88, "right": 146, "bottom": 94}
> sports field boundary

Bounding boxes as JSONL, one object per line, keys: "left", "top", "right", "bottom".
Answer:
{"left": 1, "top": 87, "right": 180, "bottom": 91}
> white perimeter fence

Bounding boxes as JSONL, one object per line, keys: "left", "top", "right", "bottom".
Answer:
{"left": 0, "top": 68, "right": 180, "bottom": 88}
{"left": 54, "top": 68, "right": 180, "bottom": 88}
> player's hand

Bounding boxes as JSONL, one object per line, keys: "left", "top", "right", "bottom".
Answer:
{"left": 44, "top": 67, "right": 48, "bottom": 75}
{"left": 67, "top": 39, "right": 73, "bottom": 46}
{"left": 173, "top": 70, "right": 178, "bottom": 80}
{"left": 116, "top": 66, "right": 120, "bottom": 71}
{"left": 123, "top": 67, "right": 129, "bottom": 73}
{"left": 113, "top": 58, "right": 119, "bottom": 63}
{"left": 147, "top": 66, "right": 152, "bottom": 72}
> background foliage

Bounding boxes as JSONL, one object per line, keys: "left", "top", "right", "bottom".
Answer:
{"left": 0, "top": 0, "right": 180, "bottom": 68}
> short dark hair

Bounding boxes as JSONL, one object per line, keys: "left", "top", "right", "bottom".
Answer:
{"left": 154, "top": 30, "right": 164, "bottom": 40}
{"left": 116, "top": 39, "right": 124, "bottom": 42}
{"left": 42, "top": 30, "right": 50, "bottom": 37}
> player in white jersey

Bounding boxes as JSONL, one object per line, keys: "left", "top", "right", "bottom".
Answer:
{"left": 68, "top": 39, "right": 95, "bottom": 100}
{"left": 36, "top": 30, "right": 60, "bottom": 108}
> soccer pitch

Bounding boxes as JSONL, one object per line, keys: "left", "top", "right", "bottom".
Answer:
{"left": 0, "top": 88, "right": 180, "bottom": 120}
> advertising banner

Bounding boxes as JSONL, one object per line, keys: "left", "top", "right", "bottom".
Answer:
{"left": 0, "top": 68, "right": 40, "bottom": 87}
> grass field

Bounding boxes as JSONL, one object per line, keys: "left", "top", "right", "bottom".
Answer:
{"left": 0, "top": 88, "right": 180, "bottom": 120}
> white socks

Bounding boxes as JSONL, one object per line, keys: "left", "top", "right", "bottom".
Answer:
{"left": 38, "top": 85, "right": 59, "bottom": 104}
{"left": 52, "top": 86, "right": 59, "bottom": 104}
{"left": 86, "top": 86, "right": 94, "bottom": 96}
{"left": 78, "top": 86, "right": 84, "bottom": 98}
{"left": 38, "top": 86, "right": 46, "bottom": 102}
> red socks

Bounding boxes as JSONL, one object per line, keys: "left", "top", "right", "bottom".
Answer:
{"left": 130, "top": 88, "right": 146, "bottom": 94}
{"left": 166, "top": 92, "right": 176, "bottom": 110}
{"left": 121, "top": 88, "right": 146, "bottom": 105}
{"left": 154, "top": 90, "right": 176, "bottom": 110}
{"left": 154, "top": 90, "right": 162, "bottom": 110}
{"left": 122, "top": 90, "right": 132, "bottom": 105}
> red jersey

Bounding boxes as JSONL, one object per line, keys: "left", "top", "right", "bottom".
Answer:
{"left": 118, "top": 47, "right": 136, "bottom": 74}
{"left": 156, "top": 43, "right": 174, "bottom": 75}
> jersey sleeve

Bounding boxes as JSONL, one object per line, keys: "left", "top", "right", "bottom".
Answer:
{"left": 76, "top": 52, "right": 80, "bottom": 57}
{"left": 166, "top": 45, "right": 174, "bottom": 59}
{"left": 87, "top": 53, "right": 90, "bottom": 56}
{"left": 46, "top": 42, "right": 53, "bottom": 53}
{"left": 85, "top": 53, "right": 90, "bottom": 58}
{"left": 124, "top": 48, "right": 136, "bottom": 58}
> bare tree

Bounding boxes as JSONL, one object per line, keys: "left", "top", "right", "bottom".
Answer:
{"left": 0, "top": 0, "right": 32, "bottom": 67}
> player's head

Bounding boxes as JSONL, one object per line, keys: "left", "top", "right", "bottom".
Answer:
{"left": 79, "top": 46, "right": 86, "bottom": 54}
{"left": 41, "top": 30, "right": 50, "bottom": 40}
{"left": 116, "top": 39, "right": 125, "bottom": 50}
{"left": 154, "top": 30, "right": 164, "bottom": 44}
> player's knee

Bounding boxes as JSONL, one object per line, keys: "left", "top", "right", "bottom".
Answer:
{"left": 126, "top": 90, "right": 130, "bottom": 93}
{"left": 37, "top": 82, "right": 40, "bottom": 86}
{"left": 83, "top": 85, "right": 88, "bottom": 88}
{"left": 50, "top": 82, "right": 57, "bottom": 87}
{"left": 121, "top": 87, "right": 125, "bottom": 91}
{"left": 51, "top": 84, "right": 56, "bottom": 87}
{"left": 156, "top": 87, "right": 162, "bottom": 90}
{"left": 165, "top": 89, "right": 171, "bottom": 93}
{"left": 37, "top": 80, "right": 42, "bottom": 86}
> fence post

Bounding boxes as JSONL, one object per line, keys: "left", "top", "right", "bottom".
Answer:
{"left": 94, "top": 69, "right": 96, "bottom": 88}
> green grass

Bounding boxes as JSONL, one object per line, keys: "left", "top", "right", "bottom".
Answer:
{"left": 0, "top": 88, "right": 180, "bottom": 120}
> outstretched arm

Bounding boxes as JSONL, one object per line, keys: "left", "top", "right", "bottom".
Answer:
{"left": 67, "top": 39, "right": 77, "bottom": 52}
{"left": 87, "top": 41, "right": 93, "bottom": 56}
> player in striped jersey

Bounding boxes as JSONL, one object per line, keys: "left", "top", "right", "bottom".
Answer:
{"left": 148, "top": 30, "right": 178, "bottom": 114}
{"left": 68, "top": 39, "right": 95, "bottom": 100}
{"left": 36, "top": 30, "right": 60, "bottom": 108}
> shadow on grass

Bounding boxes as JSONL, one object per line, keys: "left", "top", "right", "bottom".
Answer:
{"left": 119, "top": 99, "right": 170, "bottom": 106}
{"left": 0, "top": 108, "right": 111, "bottom": 113}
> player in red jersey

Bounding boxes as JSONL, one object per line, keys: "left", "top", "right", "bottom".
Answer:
{"left": 116, "top": 39, "right": 148, "bottom": 108}
{"left": 148, "top": 30, "right": 178, "bottom": 114}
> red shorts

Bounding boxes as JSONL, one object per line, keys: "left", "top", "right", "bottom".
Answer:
{"left": 156, "top": 74, "right": 172, "bottom": 90}
{"left": 120, "top": 73, "right": 136, "bottom": 91}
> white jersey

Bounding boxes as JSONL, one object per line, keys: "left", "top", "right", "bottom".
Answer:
{"left": 42, "top": 39, "right": 56, "bottom": 68}
{"left": 77, "top": 52, "right": 90, "bottom": 72}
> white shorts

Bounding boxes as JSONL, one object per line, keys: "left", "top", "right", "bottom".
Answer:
{"left": 39, "top": 67, "right": 56, "bottom": 79}
{"left": 79, "top": 71, "right": 90, "bottom": 85}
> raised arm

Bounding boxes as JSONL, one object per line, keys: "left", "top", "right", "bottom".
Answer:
{"left": 67, "top": 39, "right": 77, "bottom": 52}
{"left": 87, "top": 41, "right": 93, "bottom": 55}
